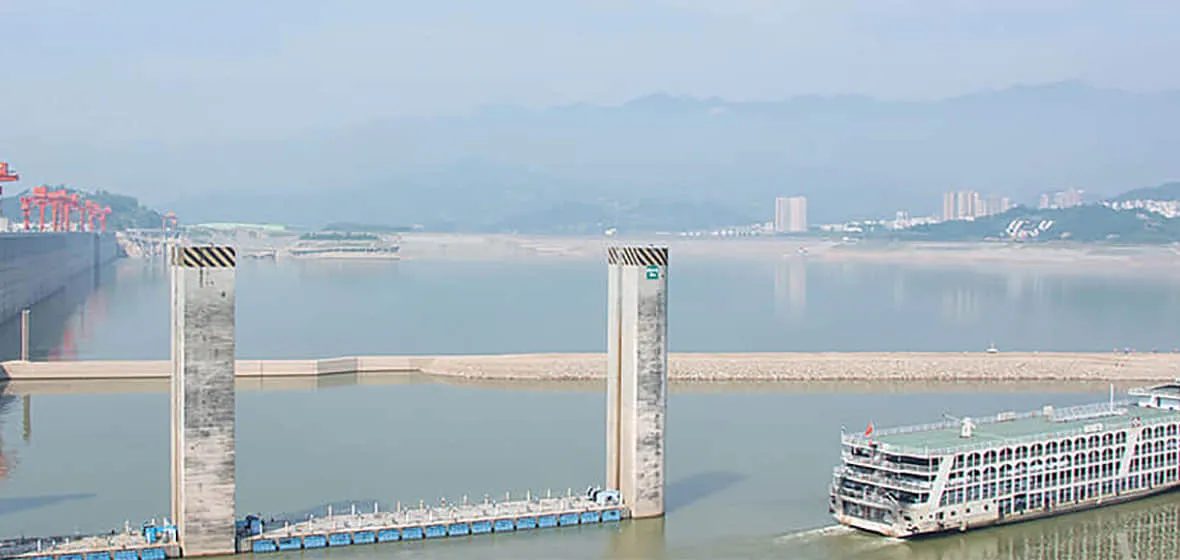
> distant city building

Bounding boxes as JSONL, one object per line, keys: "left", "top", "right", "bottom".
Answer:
{"left": 982, "top": 195, "right": 1013, "bottom": 216}
{"left": 1039, "top": 188, "right": 1084, "bottom": 209}
{"left": 774, "top": 196, "right": 808, "bottom": 233}
{"left": 892, "top": 210, "right": 910, "bottom": 230}
{"left": 941, "top": 190, "right": 1011, "bottom": 221}
{"left": 1104, "top": 199, "right": 1180, "bottom": 218}
{"left": 942, "top": 190, "right": 977, "bottom": 220}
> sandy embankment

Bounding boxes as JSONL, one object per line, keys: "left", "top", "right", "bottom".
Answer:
{"left": 420, "top": 352, "right": 1180, "bottom": 382}
{"left": 4, "top": 353, "right": 1177, "bottom": 384}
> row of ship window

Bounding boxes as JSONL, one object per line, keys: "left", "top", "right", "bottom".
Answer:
{"left": 961, "top": 470, "right": 1178, "bottom": 511}
{"left": 953, "top": 427, "right": 1179, "bottom": 469}
{"left": 939, "top": 463, "right": 1179, "bottom": 506}
{"left": 948, "top": 446, "right": 1180, "bottom": 483}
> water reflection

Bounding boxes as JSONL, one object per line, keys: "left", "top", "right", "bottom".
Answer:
{"left": 905, "top": 492, "right": 1180, "bottom": 560}
{"left": 892, "top": 272, "right": 906, "bottom": 310}
{"left": 0, "top": 263, "right": 115, "bottom": 362}
{"left": 941, "top": 286, "right": 981, "bottom": 323}
{"left": 0, "top": 390, "right": 14, "bottom": 481}
{"left": 768, "top": 492, "right": 1180, "bottom": 560}
{"left": 608, "top": 517, "right": 665, "bottom": 559}
{"left": 773, "top": 258, "right": 807, "bottom": 321}
{"left": 28, "top": 258, "right": 1180, "bottom": 358}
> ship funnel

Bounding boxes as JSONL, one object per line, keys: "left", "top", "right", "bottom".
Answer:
{"left": 960, "top": 417, "right": 976, "bottom": 438}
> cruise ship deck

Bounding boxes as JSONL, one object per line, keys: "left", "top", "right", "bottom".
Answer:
{"left": 853, "top": 401, "right": 1177, "bottom": 455}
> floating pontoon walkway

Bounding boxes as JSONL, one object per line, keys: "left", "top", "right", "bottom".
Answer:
{"left": 3, "top": 533, "right": 177, "bottom": 560}
{"left": 2, "top": 490, "right": 627, "bottom": 560}
{"left": 240, "top": 491, "right": 627, "bottom": 553}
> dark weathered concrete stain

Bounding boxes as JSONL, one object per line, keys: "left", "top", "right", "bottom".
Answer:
{"left": 605, "top": 249, "right": 668, "bottom": 519}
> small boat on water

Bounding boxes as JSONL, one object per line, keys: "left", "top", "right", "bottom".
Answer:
{"left": 284, "top": 232, "right": 400, "bottom": 261}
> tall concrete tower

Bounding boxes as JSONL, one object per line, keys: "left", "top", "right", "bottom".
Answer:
{"left": 605, "top": 245, "right": 668, "bottom": 519}
{"left": 170, "top": 245, "right": 237, "bottom": 556}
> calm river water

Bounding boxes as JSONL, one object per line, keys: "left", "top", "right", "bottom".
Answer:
{"left": 4, "top": 256, "right": 1180, "bottom": 559}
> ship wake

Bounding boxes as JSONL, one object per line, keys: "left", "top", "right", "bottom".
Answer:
{"left": 774, "top": 524, "right": 856, "bottom": 543}
{"left": 773, "top": 524, "right": 907, "bottom": 558}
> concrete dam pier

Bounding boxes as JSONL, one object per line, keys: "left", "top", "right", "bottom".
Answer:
{"left": 0, "top": 233, "right": 119, "bottom": 324}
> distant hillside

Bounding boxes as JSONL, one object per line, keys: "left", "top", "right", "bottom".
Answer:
{"left": 896, "top": 205, "right": 1180, "bottom": 243}
{"left": 89, "top": 189, "right": 165, "bottom": 230}
{"left": 149, "top": 82, "right": 1180, "bottom": 230}
{"left": 1111, "top": 182, "right": 1180, "bottom": 202}
{"left": 0, "top": 187, "right": 163, "bottom": 230}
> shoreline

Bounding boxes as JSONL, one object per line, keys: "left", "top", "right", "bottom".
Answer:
{"left": 383, "top": 234, "right": 1180, "bottom": 278}
{"left": 224, "top": 232, "right": 1180, "bottom": 279}
{"left": 3, "top": 352, "right": 1177, "bottom": 384}
{"left": 0, "top": 375, "right": 1151, "bottom": 397}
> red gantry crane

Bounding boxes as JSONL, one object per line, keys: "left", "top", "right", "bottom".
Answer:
{"left": 84, "top": 200, "right": 100, "bottom": 231}
{"left": 96, "top": 205, "right": 111, "bottom": 232}
{"left": 47, "top": 189, "right": 67, "bottom": 232}
{"left": 22, "top": 186, "right": 50, "bottom": 231}
{"left": 12, "top": 179, "right": 113, "bottom": 232}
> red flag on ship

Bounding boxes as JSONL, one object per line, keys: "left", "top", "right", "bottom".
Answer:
{"left": 864, "top": 423, "right": 874, "bottom": 437}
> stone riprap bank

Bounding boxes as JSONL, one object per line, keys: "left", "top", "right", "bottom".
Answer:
{"left": 5, "top": 352, "right": 1180, "bottom": 383}
{"left": 0, "top": 233, "right": 119, "bottom": 323}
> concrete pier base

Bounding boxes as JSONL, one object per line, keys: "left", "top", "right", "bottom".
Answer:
{"left": 605, "top": 245, "right": 668, "bottom": 519}
{"left": 170, "top": 245, "right": 237, "bottom": 557}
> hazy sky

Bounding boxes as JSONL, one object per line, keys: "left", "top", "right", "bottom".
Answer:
{"left": 2, "top": 0, "right": 1177, "bottom": 143}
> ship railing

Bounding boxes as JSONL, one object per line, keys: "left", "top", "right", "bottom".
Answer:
{"left": 833, "top": 486, "right": 901, "bottom": 509}
{"left": 844, "top": 401, "right": 1144, "bottom": 443}
{"left": 1128, "top": 384, "right": 1180, "bottom": 398}
{"left": 844, "top": 421, "right": 958, "bottom": 441}
{"left": 877, "top": 416, "right": 1176, "bottom": 456}
{"left": 852, "top": 401, "right": 1173, "bottom": 456}
{"left": 835, "top": 466, "right": 932, "bottom": 493}
{"left": 841, "top": 451, "right": 940, "bottom": 473}
{"left": 1048, "top": 401, "right": 1134, "bottom": 423}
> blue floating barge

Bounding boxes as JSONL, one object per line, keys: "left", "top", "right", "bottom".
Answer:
{"left": 2, "top": 522, "right": 179, "bottom": 560}
{"left": 236, "top": 488, "right": 626, "bottom": 554}
{"left": 3, "top": 489, "right": 626, "bottom": 559}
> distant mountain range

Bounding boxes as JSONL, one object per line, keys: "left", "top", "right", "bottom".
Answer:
{"left": 16, "top": 81, "right": 1180, "bottom": 233}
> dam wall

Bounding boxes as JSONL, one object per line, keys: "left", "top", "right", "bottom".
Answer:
{"left": 0, "top": 233, "right": 120, "bottom": 324}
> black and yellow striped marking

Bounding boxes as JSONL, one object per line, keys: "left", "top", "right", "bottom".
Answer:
{"left": 172, "top": 245, "right": 237, "bottom": 268}
{"left": 606, "top": 245, "right": 668, "bottom": 267}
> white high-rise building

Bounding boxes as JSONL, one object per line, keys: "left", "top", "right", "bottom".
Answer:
{"left": 775, "top": 196, "right": 808, "bottom": 234}
{"left": 942, "top": 190, "right": 1010, "bottom": 221}
{"left": 1040, "top": 188, "right": 1084, "bottom": 209}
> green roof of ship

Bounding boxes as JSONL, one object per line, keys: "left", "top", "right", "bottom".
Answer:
{"left": 852, "top": 399, "right": 1179, "bottom": 456}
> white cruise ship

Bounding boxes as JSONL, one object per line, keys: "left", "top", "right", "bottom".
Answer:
{"left": 830, "top": 383, "right": 1180, "bottom": 537}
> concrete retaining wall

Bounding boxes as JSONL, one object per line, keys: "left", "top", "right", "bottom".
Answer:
{"left": 0, "top": 232, "right": 119, "bottom": 324}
